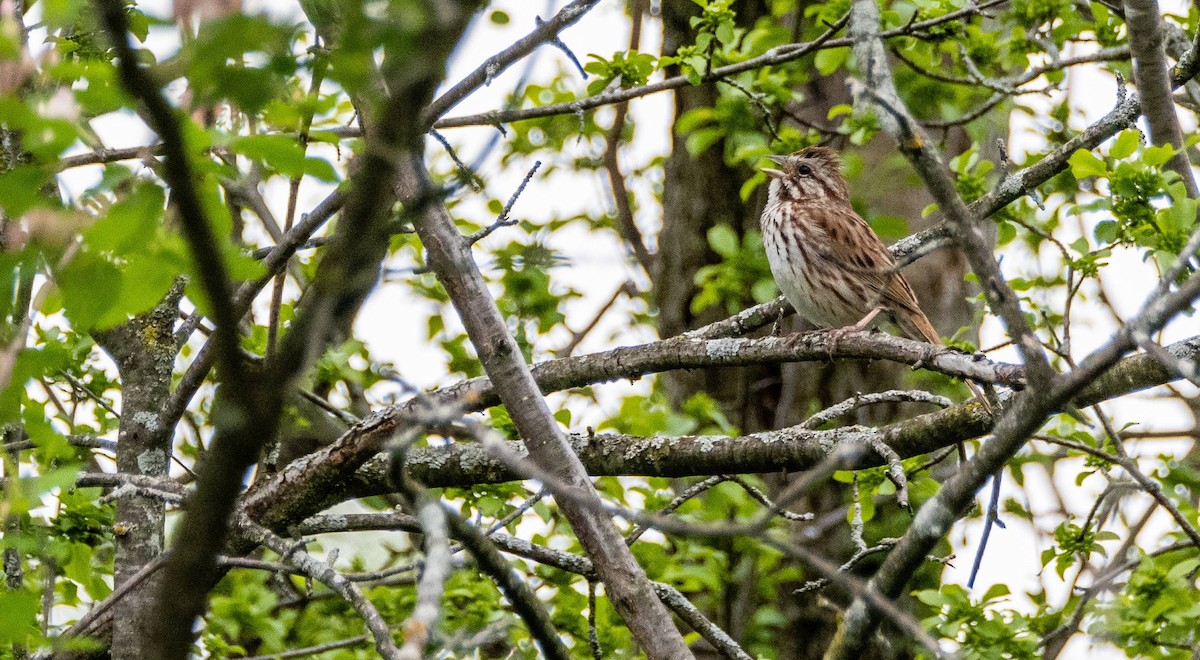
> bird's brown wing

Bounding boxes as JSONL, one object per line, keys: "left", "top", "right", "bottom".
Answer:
{"left": 805, "top": 205, "right": 939, "bottom": 342}
{"left": 808, "top": 205, "right": 991, "bottom": 410}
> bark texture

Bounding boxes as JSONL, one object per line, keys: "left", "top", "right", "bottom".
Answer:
{"left": 92, "top": 280, "right": 185, "bottom": 660}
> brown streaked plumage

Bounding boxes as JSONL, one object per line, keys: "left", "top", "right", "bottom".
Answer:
{"left": 760, "top": 146, "right": 990, "bottom": 408}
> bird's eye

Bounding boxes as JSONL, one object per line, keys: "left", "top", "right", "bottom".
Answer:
{"left": 797, "top": 164, "right": 813, "bottom": 176}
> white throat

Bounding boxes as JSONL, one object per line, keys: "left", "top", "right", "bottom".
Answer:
{"left": 766, "top": 177, "right": 783, "bottom": 206}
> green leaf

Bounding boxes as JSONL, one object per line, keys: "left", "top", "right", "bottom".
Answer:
{"left": 1068, "top": 149, "right": 1108, "bottom": 179}
{"left": 715, "top": 21, "right": 736, "bottom": 45}
{"left": 0, "top": 591, "right": 38, "bottom": 644}
{"left": 751, "top": 278, "right": 777, "bottom": 303}
{"left": 858, "top": 495, "right": 876, "bottom": 522}
{"left": 1143, "top": 144, "right": 1175, "bottom": 167}
{"left": 982, "top": 583, "right": 1011, "bottom": 602}
{"left": 685, "top": 127, "right": 724, "bottom": 156}
{"left": 57, "top": 252, "right": 122, "bottom": 330}
{"left": 814, "top": 47, "right": 849, "bottom": 76}
{"left": 1109, "top": 129, "right": 1140, "bottom": 160}
{"left": 231, "top": 134, "right": 306, "bottom": 177}
{"left": 84, "top": 181, "right": 165, "bottom": 254}
{"left": 187, "top": 15, "right": 297, "bottom": 113}
{"left": 1094, "top": 220, "right": 1119, "bottom": 243}
{"left": 676, "top": 107, "right": 715, "bottom": 133}
{"left": 303, "top": 157, "right": 339, "bottom": 182}
{"left": 739, "top": 172, "right": 765, "bottom": 201}
{"left": 586, "top": 76, "right": 610, "bottom": 96}
{"left": 914, "top": 589, "right": 949, "bottom": 607}
{"left": 997, "top": 220, "right": 1016, "bottom": 245}
{"left": 707, "top": 224, "right": 739, "bottom": 257}
{"left": 1162, "top": 196, "right": 1198, "bottom": 233}
{"left": 827, "top": 104, "right": 853, "bottom": 120}
{"left": 0, "top": 165, "right": 54, "bottom": 217}
{"left": 104, "top": 251, "right": 182, "bottom": 326}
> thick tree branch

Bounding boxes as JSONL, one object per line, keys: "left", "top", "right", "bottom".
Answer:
{"left": 241, "top": 329, "right": 1022, "bottom": 532}
{"left": 397, "top": 154, "right": 693, "bottom": 658}
{"left": 1124, "top": 0, "right": 1198, "bottom": 195}
{"left": 91, "top": 279, "right": 186, "bottom": 660}
{"left": 306, "top": 337, "right": 1194, "bottom": 497}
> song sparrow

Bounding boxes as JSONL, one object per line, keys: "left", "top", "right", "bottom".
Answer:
{"left": 760, "top": 146, "right": 990, "bottom": 407}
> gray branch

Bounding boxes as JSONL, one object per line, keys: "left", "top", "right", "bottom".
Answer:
{"left": 396, "top": 154, "right": 692, "bottom": 658}
{"left": 320, "top": 337, "right": 1197, "bottom": 494}
{"left": 420, "top": 0, "right": 602, "bottom": 126}
{"left": 1123, "top": 0, "right": 1198, "bottom": 195}
{"left": 298, "top": 513, "right": 750, "bottom": 660}
{"left": 242, "top": 329, "right": 1022, "bottom": 533}
{"left": 238, "top": 515, "right": 402, "bottom": 659}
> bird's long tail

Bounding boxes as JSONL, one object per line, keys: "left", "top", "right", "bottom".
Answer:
{"left": 897, "top": 308, "right": 994, "bottom": 414}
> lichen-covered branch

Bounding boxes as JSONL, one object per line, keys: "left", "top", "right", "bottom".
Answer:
{"left": 241, "top": 328, "right": 1023, "bottom": 531}
{"left": 397, "top": 153, "right": 691, "bottom": 657}
{"left": 305, "top": 337, "right": 1195, "bottom": 496}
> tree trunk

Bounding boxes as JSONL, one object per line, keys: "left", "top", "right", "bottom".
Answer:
{"left": 92, "top": 281, "right": 185, "bottom": 660}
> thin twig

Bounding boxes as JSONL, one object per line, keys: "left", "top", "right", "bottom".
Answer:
{"left": 420, "top": 0, "right": 602, "bottom": 126}
{"left": 602, "top": 1, "right": 653, "bottom": 274}
{"left": 966, "top": 469, "right": 1005, "bottom": 588}
{"left": 435, "top": 2, "right": 1008, "bottom": 129}
{"left": 239, "top": 515, "right": 403, "bottom": 659}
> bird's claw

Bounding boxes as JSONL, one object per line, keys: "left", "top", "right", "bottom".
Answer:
{"left": 825, "top": 325, "right": 857, "bottom": 357}
{"left": 911, "top": 343, "right": 939, "bottom": 371}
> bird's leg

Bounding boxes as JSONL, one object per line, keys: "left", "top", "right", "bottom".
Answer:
{"left": 826, "top": 307, "right": 884, "bottom": 354}
{"left": 772, "top": 306, "right": 787, "bottom": 336}
{"left": 912, "top": 349, "right": 934, "bottom": 370}
{"left": 912, "top": 342, "right": 939, "bottom": 371}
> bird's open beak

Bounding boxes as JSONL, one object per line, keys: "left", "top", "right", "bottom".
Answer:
{"left": 761, "top": 155, "right": 787, "bottom": 178}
